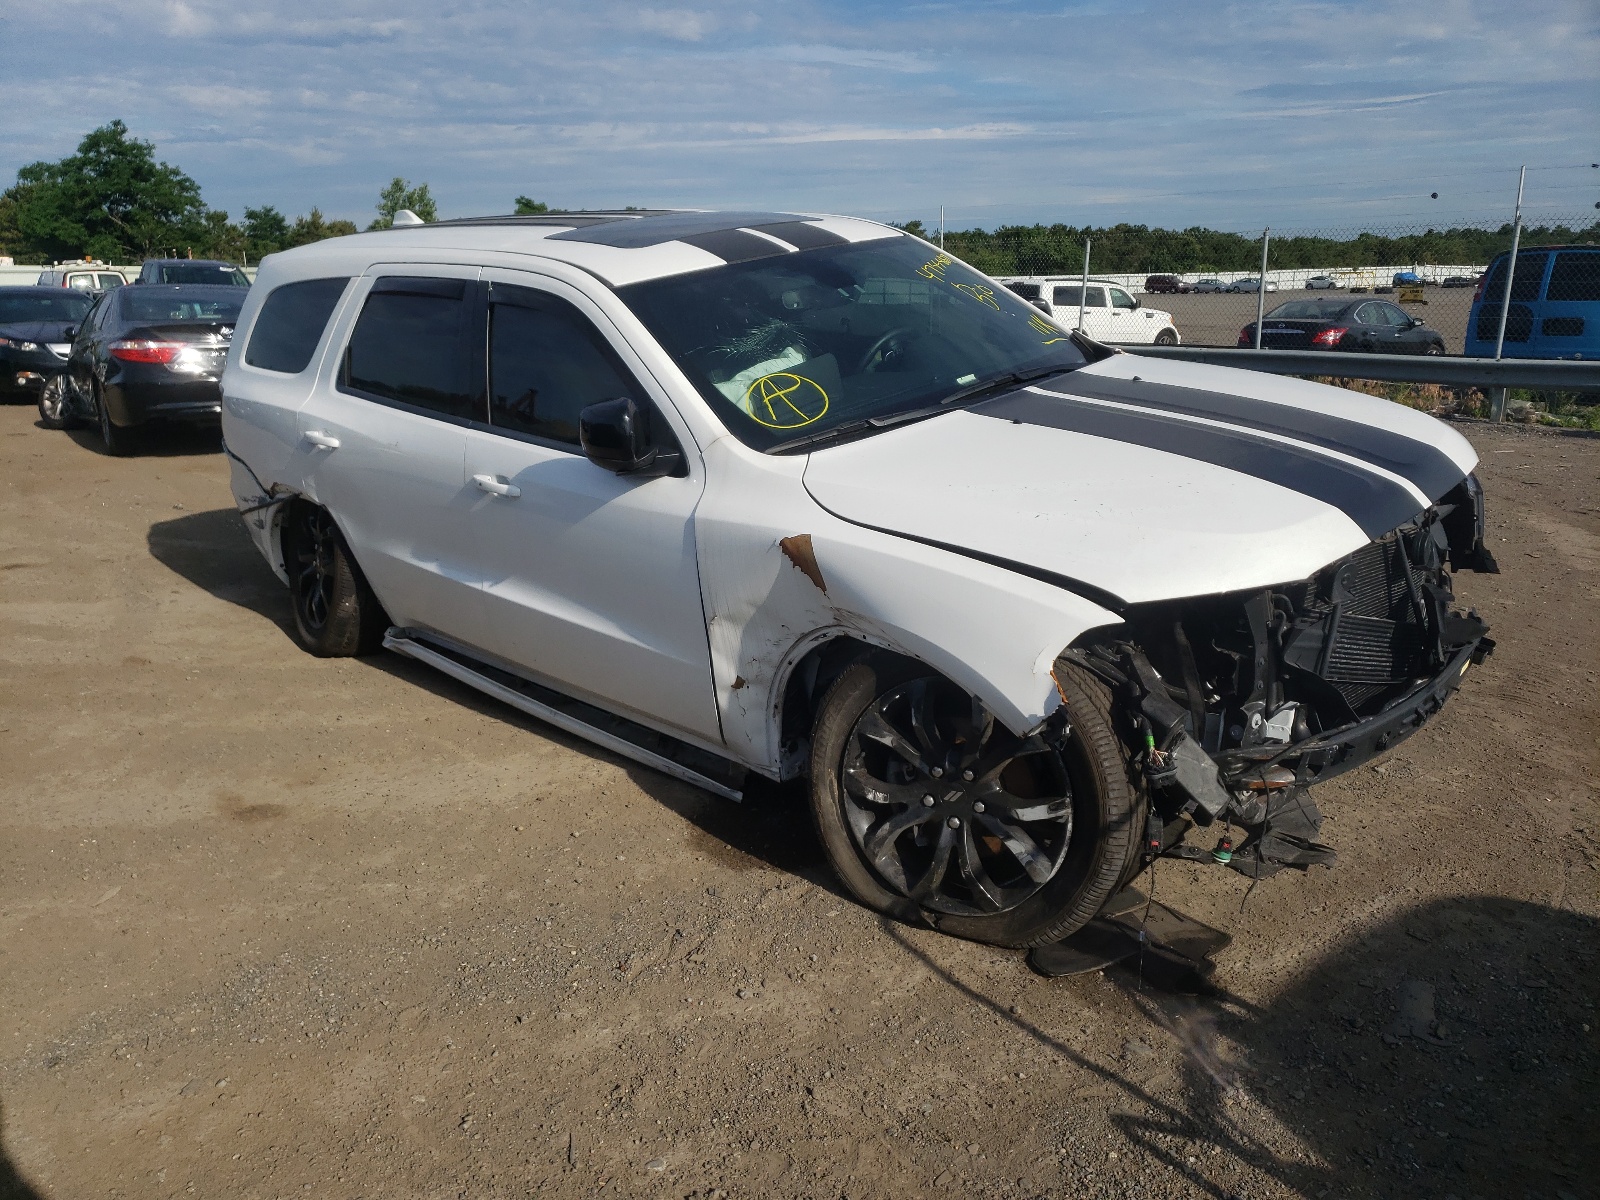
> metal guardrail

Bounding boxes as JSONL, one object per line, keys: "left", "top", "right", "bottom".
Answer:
{"left": 1120, "top": 345, "right": 1600, "bottom": 392}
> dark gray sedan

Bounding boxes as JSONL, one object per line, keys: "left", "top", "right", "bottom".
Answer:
{"left": 1239, "top": 298, "right": 1447, "bottom": 354}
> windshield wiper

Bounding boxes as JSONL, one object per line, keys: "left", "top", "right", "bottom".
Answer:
{"left": 766, "top": 418, "right": 878, "bottom": 455}
{"left": 934, "top": 363, "right": 1079, "bottom": 408}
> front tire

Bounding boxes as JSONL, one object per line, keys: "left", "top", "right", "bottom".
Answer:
{"left": 1154, "top": 328, "right": 1178, "bottom": 346}
{"left": 283, "top": 504, "right": 387, "bottom": 657}
{"left": 808, "top": 657, "right": 1145, "bottom": 947}
{"left": 37, "top": 375, "right": 82, "bottom": 430}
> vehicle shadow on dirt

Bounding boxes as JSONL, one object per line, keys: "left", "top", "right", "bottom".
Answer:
{"left": 146, "top": 506, "right": 848, "bottom": 892}
{"left": 890, "top": 894, "right": 1598, "bottom": 1197}
{"left": 373, "top": 647, "right": 843, "bottom": 891}
{"left": 60, "top": 422, "right": 222, "bottom": 458}
{"left": 146, "top": 508, "right": 296, "bottom": 636}
{"left": 0, "top": 1099, "right": 44, "bottom": 1200}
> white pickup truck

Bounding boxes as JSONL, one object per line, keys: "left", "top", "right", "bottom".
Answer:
{"left": 997, "top": 277, "right": 1180, "bottom": 345}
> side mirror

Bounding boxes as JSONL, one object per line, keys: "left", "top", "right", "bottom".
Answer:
{"left": 579, "top": 396, "right": 681, "bottom": 477}
{"left": 1131, "top": 299, "right": 1142, "bottom": 309}
{"left": 1031, "top": 299, "right": 1050, "bottom": 313}
{"left": 63, "top": 326, "right": 78, "bottom": 340}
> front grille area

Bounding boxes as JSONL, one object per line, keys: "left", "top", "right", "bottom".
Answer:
{"left": 1319, "top": 536, "right": 1434, "bottom": 709}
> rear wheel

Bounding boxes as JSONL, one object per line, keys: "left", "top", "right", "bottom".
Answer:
{"left": 94, "top": 384, "right": 129, "bottom": 456}
{"left": 283, "top": 503, "right": 387, "bottom": 657}
{"left": 36, "top": 375, "right": 81, "bottom": 430}
{"left": 808, "top": 657, "right": 1145, "bottom": 947}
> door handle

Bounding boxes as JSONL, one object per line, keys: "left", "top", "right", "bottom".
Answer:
{"left": 303, "top": 430, "right": 341, "bottom": 450}
{"left": 472, "top": 473, "right": 521, "bottom": 498}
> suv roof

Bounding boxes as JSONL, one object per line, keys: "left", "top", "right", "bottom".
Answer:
{"left": 266, "top": 209, "right": 903, "bottom": 288}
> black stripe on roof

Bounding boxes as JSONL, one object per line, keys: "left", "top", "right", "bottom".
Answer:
{"left": 974, "top": 389, "right": 1423, "bottom": 539}
{"left": 1039, "top": 374, "right": 1464, "bottom": 502}
{"left": 680, "top": 229, "right": 794, "bottom": 264}
{"left": 751, "top": 221, "right": 850, "bottom": 250}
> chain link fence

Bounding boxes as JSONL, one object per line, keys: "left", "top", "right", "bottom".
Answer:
{"left": 909, "top": 213, "right": 1600, "bottom": 357}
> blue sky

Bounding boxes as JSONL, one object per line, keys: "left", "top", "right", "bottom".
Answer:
{"left": 2, "top": 0, "right": 1596, "bottom": 232}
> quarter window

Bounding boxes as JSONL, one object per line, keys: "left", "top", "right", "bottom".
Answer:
{"left": 1547, "top": 252, "right": 1600, "bottom": 303}
{"left": 245, "top": 277, "right": 350, "bottom": 374}
{"left": 488, "top": 284, "right": 642, "bottom": 446}
{"left": 1481, "top": 252, "right": 1549, "bottom": 304}
{"left": 1052, "top": 285, "right": 1108, "bottom": 307}
{"left": 342, "top": 277, "right": 481, "bottom": 421}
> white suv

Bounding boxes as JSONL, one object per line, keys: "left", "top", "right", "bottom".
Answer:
{"left": 996, "top": 277, "right": 1180, "bottom": 345}
{"left": 223, "top": 210, "right": 1496, "bottom": 947}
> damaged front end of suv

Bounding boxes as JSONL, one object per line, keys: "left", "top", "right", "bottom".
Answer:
{"left": 1061, "top": 474, "right": 1498, "bottom": 878}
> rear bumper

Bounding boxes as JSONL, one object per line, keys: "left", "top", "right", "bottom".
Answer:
{"left": 104, "top": 379, "right": 223, "bottom": 426}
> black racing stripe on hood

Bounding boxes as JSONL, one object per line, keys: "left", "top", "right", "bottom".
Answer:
{"left": 1037, "top": 374, "right": 1464, "bottom": 501}
{"left": 974, "top": 390, "right": 1423, "bottom": 539}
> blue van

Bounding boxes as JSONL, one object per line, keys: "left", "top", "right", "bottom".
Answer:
{"left": 1464, "top": 244, "right": 1600, "bottom": 359}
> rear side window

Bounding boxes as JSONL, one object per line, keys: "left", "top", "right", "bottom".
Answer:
{"left": 245, "top": 278, "right": 350, "bottom": 374}
{"left": 1546, "top": 252, "right": 1600, "bottom": 303}
{"left": 1480, "top": 252, "right": 1549, "bottom": 304}
{"left": 342, "top": 276, "right": 481, "bottom": 421}
{"left": 488, "top": 284, "right": 641, "bottom": 446}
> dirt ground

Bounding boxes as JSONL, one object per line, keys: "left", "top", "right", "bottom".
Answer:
{"left": 1152, "top": 288, "right": 1475, "bottom": 353}
{"left": 1, "top": 401, "right": 1596, "bottom": 1200}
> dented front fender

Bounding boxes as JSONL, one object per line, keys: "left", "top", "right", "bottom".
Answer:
{"left": 694, "top": 436, "right": 1125, "bottom": 775}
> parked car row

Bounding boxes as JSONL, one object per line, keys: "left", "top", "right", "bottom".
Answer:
{"left": 33, "top": 258, "right": 247, "bottom": 292}
{"left": 1141, "top": 271, "right": 1485, "bottom": 294}
{"left": 3, "top": 211, "right": 1502, "bottom": 954}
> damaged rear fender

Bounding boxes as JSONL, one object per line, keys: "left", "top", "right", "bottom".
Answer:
{"left": 226, "top": 451, "right": 300, "bottom": 586}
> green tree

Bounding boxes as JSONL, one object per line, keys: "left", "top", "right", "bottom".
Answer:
{"left": 513, "top": 195, "right": 548, "bottom": 215}
{"left": 286, "top": 208, "right": 360, "bottom": 247}
{"left": 10, "top": 120, "right": 208, "bottom": 262}
{"left": 243, "top": 205, "right": 291, "bottom": 258}
{"left": 369, "top": 177, "right": 437, "bottom": 230}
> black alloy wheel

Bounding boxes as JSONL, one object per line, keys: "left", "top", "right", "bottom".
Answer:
{"left": 292, "top": 505, "right": 341, "bottom": 635}
{"left": 809, "top": 657, "right": 1145, "bottom": 947}
{"left": 840, "top": 676, "right": 1073, "bottom": 915}
{"left": 285, "top": 503, "right": 387, "bottom": 657}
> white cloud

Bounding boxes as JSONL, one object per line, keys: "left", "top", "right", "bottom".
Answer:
{"left": 636, "top": 8, "right": 716, "bottom": 42}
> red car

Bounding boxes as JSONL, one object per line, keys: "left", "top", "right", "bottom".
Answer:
{"left": 1144, "top": 274, "right": 1191, "bottom": 294}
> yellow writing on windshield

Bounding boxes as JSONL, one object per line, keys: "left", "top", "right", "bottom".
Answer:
{"left": 917, "top": 252, "right": 954, "bottom": 281}
{"left": 1029, "top": 313, "right": 1068, "bottom": 344}
{"left": 952, "top": 282, "right": 1001, "bottom": 310}
{"left": 745, "top": 372, "right": 830, "bottom": 430}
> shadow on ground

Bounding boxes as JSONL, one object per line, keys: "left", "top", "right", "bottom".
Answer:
{"left": 890, "top": 895, "right": 1598, "bottom": 1198}
{"left": 146, "top": 507, "right": 293, "bottom": 638}
{"left": 146, "top": 508, "right": 840, "bottom": 893}
{"left": 0, "top": 1100, "right": 43, "bottom": 1200}
{"left": 62, "top": 421, "right": 222, "bottom": 458}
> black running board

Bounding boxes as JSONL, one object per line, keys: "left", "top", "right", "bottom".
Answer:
{"left": 383, "top": 628, "right": 745, "bottom": 802}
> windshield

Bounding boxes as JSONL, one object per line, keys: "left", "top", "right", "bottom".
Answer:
{"left": 617, "top": 237, "right": 1088, "bottom": 452}
{"left": 151, "top": 263, "right": 250, "bottom": 286}
{"left": 0, "top": 292, "right": 93, "bottom": 324}
{"left": 1266, "top": 301, "right": 1352, "bottom": 319}
{"left": 121, "top": 289, "right": 245, "bottom": 322}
